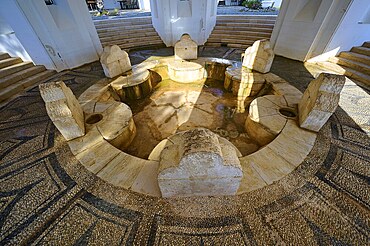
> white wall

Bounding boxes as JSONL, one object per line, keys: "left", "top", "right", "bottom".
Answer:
{"left": 271, "top": 0, "right": 335, "bottom": 61}
{"left": 320, "top": 0, "right": 370, "bottom": 59}
{"left": 271, "top": 0, "right": 370, "bottom": 62}
{"left": 271, "top": 0, "right": 359, "bottom": 61}
{"left": 0, "top": 0, "right": 53, "bottom": 67}
{"left": 12, "top": 0, "right": 102, "bottom": 71}
{"left": 151, "top": 0, "right": 217, "bottom": 46}
{"left": 138, "top": 0, "right": 151, "bottom": 10}
{"left": 0, "top": 14, "right": 32, "bottom": 61}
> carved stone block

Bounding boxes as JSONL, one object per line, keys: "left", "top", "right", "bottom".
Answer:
{"left": 175, "top": 34, "right": 198, "bottom": 60}
{"left": 100, "top": 45, "right": 131, "bottom": 78}
{"left": 158, "top": 128, "right": 242, "bottom": 197}
{"left": 298, "top": 73, "right": 345, "bottom": 132}
{"left": 242, "top": 40, "right": 274, "bottom": 73}
{"left": 39, "top": 81, "right": 85, "bottom": 140}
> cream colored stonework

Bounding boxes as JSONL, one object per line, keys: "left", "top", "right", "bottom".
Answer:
{"left": 242, "top": 40, "right": 274, "bottom": 73}
{"left": 174, "top": 34, "right": 198, "bottom": 60}
{"left": 100, "top": 45, "right": 131, "bottom": 78}
{"left": 298, "top": 73, "right": 345, "bottom": 132}
{"left": 245, "top": 95, "right": 289, "bottom": 146}
{"left": 39, "top": 81, "right": 85, "bottom": 140}
{"left": 167, "top": 60, "right": 205, "bottom": 83}
{"left": 158, "top": 128, "right": 242, "bottom": 197}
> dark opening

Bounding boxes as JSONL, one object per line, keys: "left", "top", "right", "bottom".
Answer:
{"left": 279, "top": 108, "right": 297, "bottom": 118}
{"left": 86, "top": 114, "right": 103, "bottom": 124}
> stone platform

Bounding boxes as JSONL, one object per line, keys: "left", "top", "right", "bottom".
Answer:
{"left": 1, "top": 47, "right": 368, "bottom": 244}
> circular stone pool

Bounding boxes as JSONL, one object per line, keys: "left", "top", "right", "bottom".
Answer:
{"left": 125, "top": 77, "right": 260, "bottom": 159}
{"left": 72, "top": 56, "right": 316, "bottom": 197}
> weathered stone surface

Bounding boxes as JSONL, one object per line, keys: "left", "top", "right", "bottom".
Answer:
{"left": 204, "top": 61, "right": 230, "bottom": 81}
{"left": 158, "top": 128, "right": 242, "bottom": 197}
{"left": 110, "top": 70, "right": 152, "bottom": 101}
{"left": 39, "top": 81, "right": 85, "bottom": 140}
{"left": 245, "top": 95, "right": 289, "bottom": 146}
{"left": 100, "top": 45, "right": 131, "bottom": 78}
{"left": 242, "top": 39, "right": 274, "bottom": 73}
{"left": 85, "top": 101, "right": 136, "bottom": 150}
{"left": 225, "top": 67, "right": 266, "bottom": 113}
{"left": 167, "top": 60, "right": 205, "bottom": 83}
{"left": 298, "top": 73, "right": 345, "bottom": 132}
{"left": 174, "top": 34, "right": 198, "bottom": 60}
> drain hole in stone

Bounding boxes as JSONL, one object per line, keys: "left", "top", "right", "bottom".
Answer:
{"left": 279, "top": 108, "right": 296, "bottom": 118}
{"left": 86, "top": 114, "right": 103, "bottom": 124}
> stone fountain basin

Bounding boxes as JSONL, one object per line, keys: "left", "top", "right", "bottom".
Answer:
{"left": 68, "top": 56, "right": 317, "bottom": 197}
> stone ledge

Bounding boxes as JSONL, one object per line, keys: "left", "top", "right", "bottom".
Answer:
{"left": 237, "top": 119, "right": 316, "bottom": 194}
{"left": 67, "top": 125, "right": 161, "bottom": 197}
{"left": 69, "top": 57, "right": 317, "bottom": 197}
{"left": 245, "top": 95, "right": 289, "bottom": 146}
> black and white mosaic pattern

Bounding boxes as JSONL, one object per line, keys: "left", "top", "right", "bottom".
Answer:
{"left": 0, "top": 47, "right": 369, "bottom": 245}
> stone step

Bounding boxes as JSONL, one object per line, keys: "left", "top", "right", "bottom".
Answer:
{"left": 95, "top": 20, "right": 153, "bottom": 29}
{"left": 363, "top": 41, "right": 370, "bottom": 48}
{"left": 208, "top": 33, "right": 270, "bottom": 41}
{"left": 94, "top": 16, "right": 152, "bottom": 25}
{"left": 216, "top": 22, "right": 275, "bottom": 29}
{"left": 0, "top": 65, "right": 46, "bottom": 90}
{"left": 98, "top": 27, "right": 156, "bottom": 38}
{"left": 118, "top": 40, "right": 165, "bottom": 51}
{"left": 344, "top": 67, "right": 370, "bottom": 86}
{"left": 0, "top": 52, "right": 10, "bottom": 61}
{"left": 213, "top": 26, "right": 273, "bottom": 33}
{"left": 207, "top": 38, "right": 259, "bottom": 45}
{"left": 96, "top": 24, "right": 154, "bottom": 32}
{"left": 94, "top": 18, "right": 152, "bottom": 24}
{"left": 217, "top": 15, "right": 277, "bottom": 20}
{"left": 102, "top": 35, "right": 162, "bottom": 45}
{"left": 0, "top": 62, "right": 34, "bottom": 79}
{"left": 316, "top": 61, "right": 370, "bottom": 86}
{"left": 339, "top": 51, "right": 370, "bottom": 66}
{"left": 211, "top": 29, "right": 271, "bottom": 38}
{"left": 99, "top": 30, "right": 158, "bottom": 42}
{"left": 216, "top": 19, "right": 275, "bottom": 24}
{"left": 113, "top": 38, "right": 164, "bottom": 49}
{"left": 351, "top": 46, "right": 370, "bottom": 56}
{"left": 0, "top": 57, "right": 23, "bottom": 69}
{"left": 0, "top": 70, "right": 55, "bottom": 103}
{"left": 330, "top": 56, "right": 370, "bottom": 74}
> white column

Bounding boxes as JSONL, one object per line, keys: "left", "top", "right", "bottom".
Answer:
{"left": 150, "top": 0, "right": 217, "bottom": 46}
{"left": 0, "top": 0, "right": 103, "bottom": 71}
{"left": 138, "top": 0, "right": 151, "bottom": 11}
{"left": 0, "top": 0, "right": 53, "bottom": 67}
{"left": 270, "top": 0, "right": 354, "bottom": 61}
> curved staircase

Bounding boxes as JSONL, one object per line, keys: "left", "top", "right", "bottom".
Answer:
{"left": 94, "top": 17, "right": 165, "bottom": 50}
{"left": 205, "top": 15, "right": 277, "bottom": 49}
{"left": 316, "top": 41, "right": 370, "bottom": 86}
{"left": 0, "top": 52, "right": 55, "bottom": 104}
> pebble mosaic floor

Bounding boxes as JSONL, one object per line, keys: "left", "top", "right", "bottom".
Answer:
{"left": 0, "top": 47, "right": 369, "bottom": 245}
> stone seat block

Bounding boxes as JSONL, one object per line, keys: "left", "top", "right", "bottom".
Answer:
{"left": 110, "top": 69, "right": 152, "bottom": 101}
{"left": 175, "top": 34, "right": 198, "bottom": 60}
{"left": 167, "top": 60, "right": 205, "bottom": 83}
{"left": 100, "top": 45, "right": 131, "bottom": 78}
{"left": 39, "top": 81, "right": 85, "bottom": 140}
{"left": 298, "top": 73, "right": 345, "bottom": 132}
{"left": 157, "top": 128, "right": 242, "bottom": 197}
{"left": 242, "top": 39, "right": 274, "bottom": 73}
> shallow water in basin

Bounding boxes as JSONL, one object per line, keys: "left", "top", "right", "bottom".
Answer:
{"left": 124, "top": 78, "right": 260, "bottom": 159}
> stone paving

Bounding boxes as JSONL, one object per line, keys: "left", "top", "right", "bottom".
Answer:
{"left": 0, "top": 47, "right": 369, "bottom": 245}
